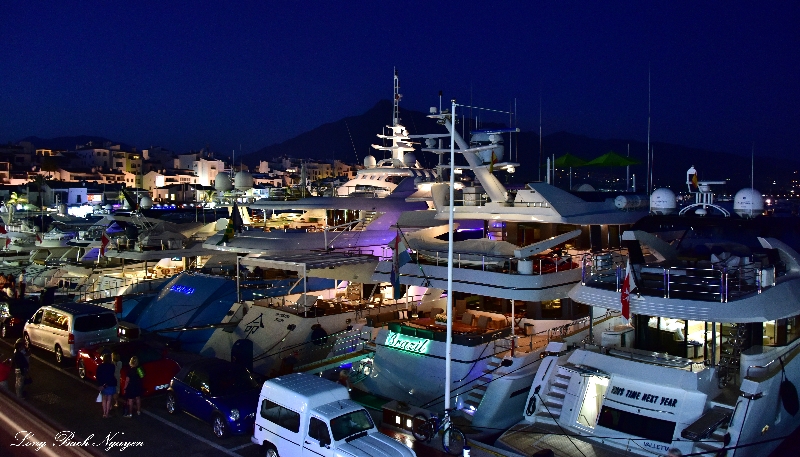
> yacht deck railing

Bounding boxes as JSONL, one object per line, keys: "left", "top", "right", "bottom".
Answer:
{"left": 581, "top": 251, "right": 780, "bottom": 302}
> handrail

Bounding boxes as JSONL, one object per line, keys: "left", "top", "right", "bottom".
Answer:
{"left": 414, "top": 248, "right": 580, "bottom": 275}
{"left": 745, "top": 338, "right": 800, "bottom": 379}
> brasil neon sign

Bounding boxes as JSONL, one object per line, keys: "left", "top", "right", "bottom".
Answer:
{"left": 386, "top": 331, "right": 430, "bottom": 354}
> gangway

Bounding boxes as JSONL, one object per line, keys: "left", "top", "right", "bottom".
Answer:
{"left": 294, "top": 348, "right": 374, "bottom": 375}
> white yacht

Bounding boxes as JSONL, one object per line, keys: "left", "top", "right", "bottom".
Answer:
{"left": 204, "top": 71, "right": 444, "bottom": 256}
{"left": 497, "top": 174, "right": 800, "bottom": 456}
{"left": 356, "top": 108, "right": 649, "bottom": 434}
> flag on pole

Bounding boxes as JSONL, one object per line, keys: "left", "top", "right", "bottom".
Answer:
{"left": 390, "top": 233, "right": 411, "bottom": 299}
{"left": 620, "top": 260, "right": 636, "bottom": 320}
{"left": 217, "top": 218, "right": 235, "bottom": 245}
{"left": 489, "top": 150, "right": 498, "bottom": 173}
{"left": 36, "top": 233, "right": 42, "bottom": 244}
{"left": 100, "top": 232, "right": 110, "bottom": 257}
{"left": 691, "top": 173, "right": 698, "bottom": 190}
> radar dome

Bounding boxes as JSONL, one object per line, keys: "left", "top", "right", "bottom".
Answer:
{"left": 364, "top": 155, "right": 377, "bottom": 168}
{"left": 614, "top": 195, "right": 647, "bottom": 210}
{"left": 402, "top": 153, "right": 417, "bottom": 168}
{"left": 104, "top": 204, "right": 113, "bottom": 211}
{"left": 139, "top": 196, "right": 153, "bottom": 210}
{"left": 650, "top": 188, "right": 677, "bottom": 215}
{"left": 733, "top": 188, "right": 764, "bottom": 218}
{"left": 234, "top": 171, "right": 254, "bottom": 191}
{"left": 215, "top": 173, "right": 233, "bottom": 192}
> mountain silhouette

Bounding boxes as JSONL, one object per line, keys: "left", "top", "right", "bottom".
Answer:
{"left": 246, "top": 100, "right": 797, "bottom": 192}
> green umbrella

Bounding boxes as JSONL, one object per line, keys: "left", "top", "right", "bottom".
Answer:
{"left": 554, "top": 153, "right": 587, "bottom": 168}
{"left": 586, "top": 151, "right": 641, "bottom": 191}
{"left": 553, "top": 154, "right": 587, "bottom": 189}
{"left": 585, "top": 151, "right": 640, "bottom": 167}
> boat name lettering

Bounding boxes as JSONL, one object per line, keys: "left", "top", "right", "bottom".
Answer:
{"left": 386, "top": 332, "right": 429, "bottom": 354}
{"left": 642, "top": 442, "right": 670, "bottom": 452}
{"left": 609, "top": 386, "right": 677, "bottom": 407}
{"left": 245, "top": 314, "right": 265, "bottom": 337}
{"left": 169, "top": 285, "right": 195, "bottom": 295}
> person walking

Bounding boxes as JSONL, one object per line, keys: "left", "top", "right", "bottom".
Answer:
{"left": 96, "top": 353, "right": 117, "bottom": 418}
{"left": 123, "top": 356, "right": 144, "bottom": 417}
{"left": 12, "top": 339, "right": 29, "bottom": 398}
{"left": 111, "top": 352, "right": 122, "bottom": 409}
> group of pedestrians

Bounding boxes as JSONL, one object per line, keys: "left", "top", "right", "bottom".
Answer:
{"left": 96, "top": 352, "right": 144, "bottom": 418}
{"left": 0, "top": 338, "right": 145, "bottom": 419}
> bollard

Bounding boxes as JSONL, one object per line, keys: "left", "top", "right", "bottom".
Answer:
{"left": 462, "top": 445, "right": 470, "bottom": 457}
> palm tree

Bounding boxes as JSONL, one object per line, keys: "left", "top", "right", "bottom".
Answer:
{"left": 5, "top": 191, "right": 27, "bottom": 221}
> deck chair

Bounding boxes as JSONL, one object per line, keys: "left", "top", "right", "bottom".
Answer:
{"left": 476, "top": 315, "right": 490, "bottom": 331}
{"left": 461, "top": 312, "right": 475, "bottom": 326}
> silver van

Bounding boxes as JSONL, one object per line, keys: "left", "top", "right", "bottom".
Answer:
{"left": 23, "top": 303, "right": 118, "bottom": 364}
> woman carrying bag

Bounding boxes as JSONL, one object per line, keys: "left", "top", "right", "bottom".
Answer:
{"left": 96, "top": 353, "right": 117, "bottom": 418}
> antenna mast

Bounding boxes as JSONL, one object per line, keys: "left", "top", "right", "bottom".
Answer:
{"left": 646, "top": 64, "right": 651, "bottom": 195}
{"left": 751, "top": 142, "right": 755, "bottom": 190}
{"left": 539, "top": 95, "right": 543, "bottom": 182}
{"left": 393, "top": 68, "right": 400, "bottom": 127}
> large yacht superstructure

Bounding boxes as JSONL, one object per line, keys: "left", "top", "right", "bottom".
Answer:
{"left": 357, "top": 108, "right": 649, "bottom": 433}
{"left": 497, "top": 174, "right": 800, "bottom": 456}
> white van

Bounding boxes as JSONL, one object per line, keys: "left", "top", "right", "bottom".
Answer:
{"left": 24, "top": 303, "right": 118, "bottom": 364}
{"left": 252, "top": 373, "right": 415, "bottom": 457}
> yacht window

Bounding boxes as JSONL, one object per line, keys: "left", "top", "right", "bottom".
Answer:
{"left": 597, "top": 405, "right": 675, "bottom": 443}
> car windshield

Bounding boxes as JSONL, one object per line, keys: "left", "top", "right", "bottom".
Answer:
{"left": 208, "top": 366, "right": 258, "bottom": 396}
{"left": 330, "top": 409, "right": 374, "bottom": 442}
{"left": 74, "top": 313, "right": 117, "bottom": 332}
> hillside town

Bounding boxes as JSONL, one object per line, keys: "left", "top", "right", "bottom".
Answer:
{"left": 0, "top": 140, "right": 360, "bottom": 211}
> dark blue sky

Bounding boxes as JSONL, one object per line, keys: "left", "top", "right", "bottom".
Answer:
{"left": 2, "top": 2, "right": 798, "bottom": 160}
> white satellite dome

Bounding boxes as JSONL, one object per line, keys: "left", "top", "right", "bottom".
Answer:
{"left": 402, "top": 152, "right": 417, "bottom": 168}
{"left": 733, "top": 188, "right": 764, "bottom": 219}
{"left": 650, "top": 188, "right": 677, "bottom": 215}
{"left": 104, "top": 204, "right": 113, "bottom": 211}
{"left": 614, "top": 195, "right": 647, "bottom": 210}
{"left": 363, "top": 155, "right": 377, "bottom": 168}
{"left": 478, "top": 146, "right": 504, "bottom": 164}
{"left": 215, "top": 173, "right": 233, "bottom": 192}
{"left": 139, "top": 196, "right": 153, "bottom": 210}
{"left": 574, "top": 183, "right": 596, "bottom": 192}
{"left": 234, "top": 171, "right": 254, "bottom": 191}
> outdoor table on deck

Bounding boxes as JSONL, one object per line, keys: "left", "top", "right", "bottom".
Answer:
{"left": 409, "top": 317, "right": 482, "bottom": 334}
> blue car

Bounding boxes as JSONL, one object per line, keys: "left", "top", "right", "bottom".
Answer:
{"left": 166, "top": 358, "right": 261, "bottom": 438}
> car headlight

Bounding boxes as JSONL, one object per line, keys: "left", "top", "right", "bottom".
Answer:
{"left": 229, "top": 409, "right": 240, "bottom": 421}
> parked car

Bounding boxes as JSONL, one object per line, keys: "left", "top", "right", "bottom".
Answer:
{"left": 77, "top": 341, "right": 180, "bottom": 396}
{"left": 253, "top": 373, "right": 416, "bottom": 457}
{"left": 23, "top": 302, "right": 118, "bottom": 364}
{"left": 0, "top": 299, "right": 40, "bottom": 338}
{"left": 166, "top": 358, "right": 260, "bottom": 439}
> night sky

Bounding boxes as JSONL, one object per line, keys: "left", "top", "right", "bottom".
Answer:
{"left": 2, "top": 2, "right": 798, "bottom": 160}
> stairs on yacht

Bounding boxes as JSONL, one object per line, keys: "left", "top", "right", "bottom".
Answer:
{"left": 533, "top": 366, "right": 575, "bottom": 423}
{"left": 352, "top": 211, "right": 377, "bottom": 231}
{"left": 682, "top": 404, "right": 734, "bottom": 455}
{"left": 462, "top": 357, "right": 502, "bottom": 419}
{"left": 717, "top": 323, "right": 746, "bottom": 388}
